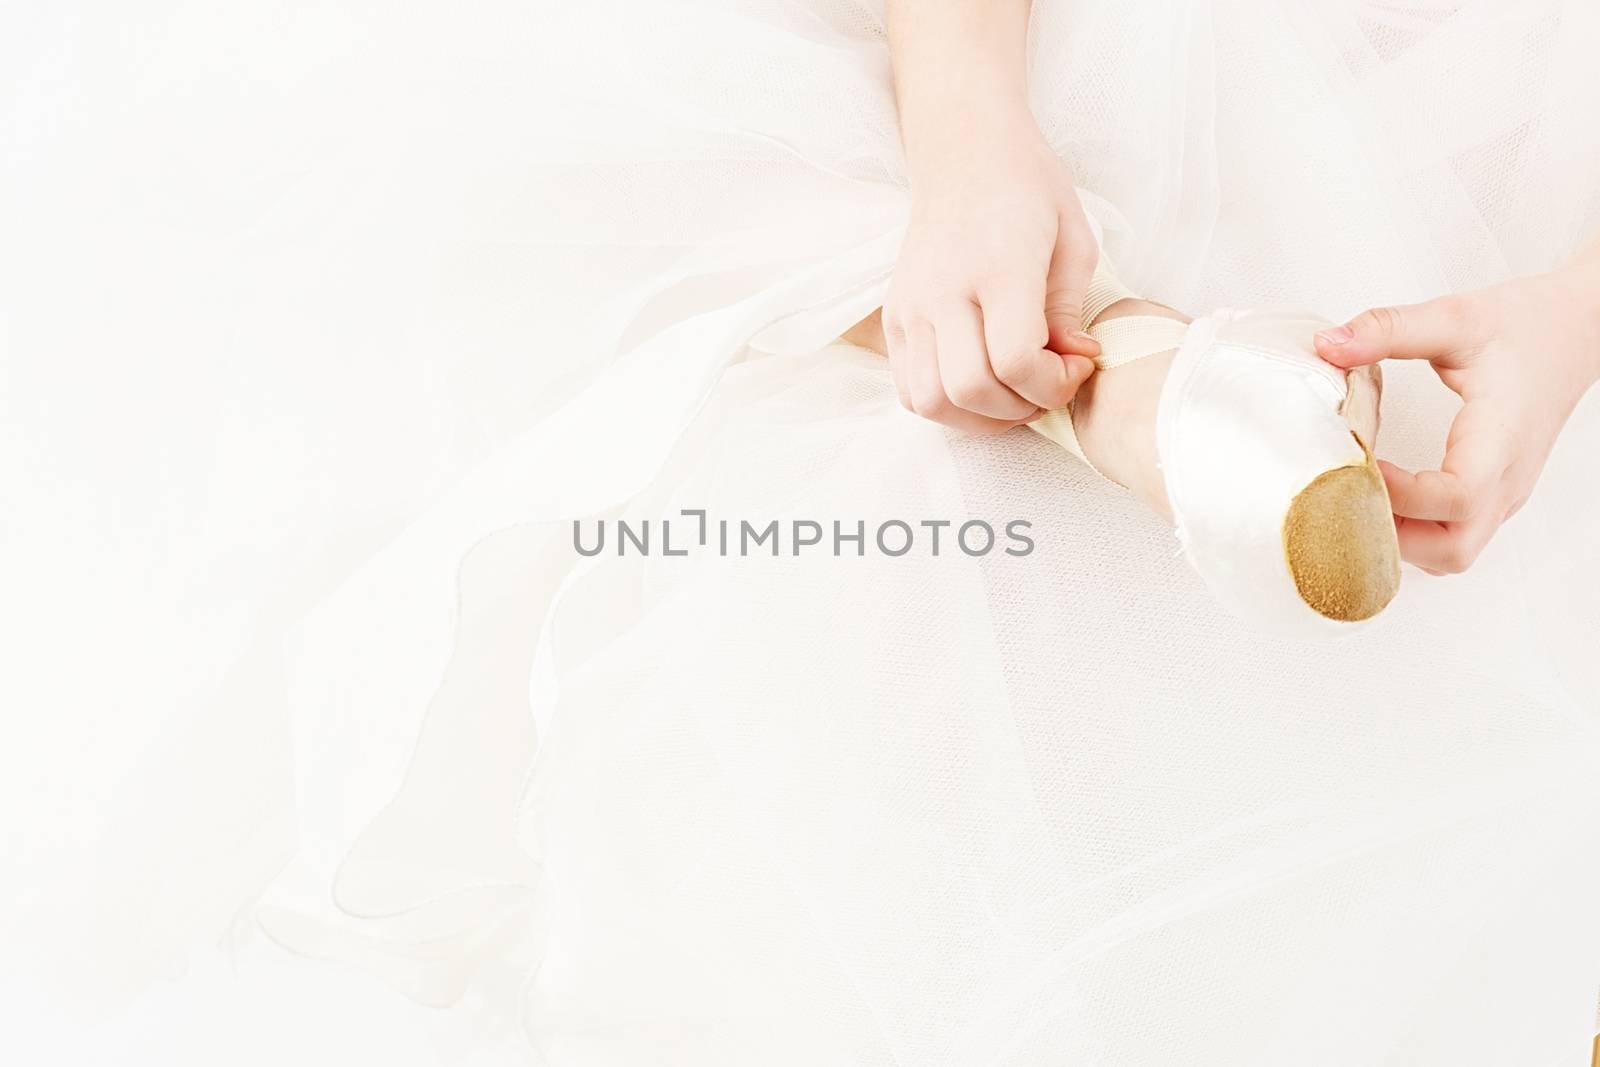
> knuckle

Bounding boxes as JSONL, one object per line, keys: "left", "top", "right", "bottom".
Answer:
{"left": 1456, "top": 484, "right": 1491, "bottom": 523}
{"left": 1439, "top": 540, "right": 1478, "bottom": 574}
{"left": 1361, "top": 305, "right": 1403, "bottom": 339}
{"left": 943, "top": 374, "right": 989, "bottom": 410}
{"left": 1435, "top": 292, "right": 1482, "bottom": 335}
{"left": 981, "top": 309, "right": 1050, "bottom": 353}
{"left": 1042, "top": 292, "right": 1081, "bottom": 318}
{"left": 1044, "top": 312, "right": 1084, "bottom": 339}
{"left": 1042, "top": 375, "right": 1077, "bottom": 409}
{"left": 1042, "top": 295, "right": 1085, "bottom": 332}
{"left": 911, "top": 390, "right": 950, "bottom": 420}
{"left": 1435, "top": 481, "right": 1476, "bottom": 523}
{"left": 989, "top": 345, "right": 1036, "bottom": 386}
{"left": 1433, "top": 292, "right": 1469, "bottom": 323}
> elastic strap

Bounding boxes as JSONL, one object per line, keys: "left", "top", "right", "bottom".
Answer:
{"left": 1089, "top": 314, "right": 1190, "bottom": 369}
{"left": 1029, "top": 264, "right": 1188, "bottom": 472}
{"left": 1082, "top": 268, "right": 1136, "bottom": 326}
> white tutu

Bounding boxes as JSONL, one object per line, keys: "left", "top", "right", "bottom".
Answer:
{"left": 5, "top": 1, "right": 1600, "bottom": 1064}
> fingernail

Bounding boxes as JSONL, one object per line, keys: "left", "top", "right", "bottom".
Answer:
{"left": 1316, "top": 325, "right": 1355, "bottom": 346}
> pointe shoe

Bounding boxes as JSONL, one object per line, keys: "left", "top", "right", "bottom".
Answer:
{"left": 1033, "top": 296, "right": 1400, "bottom": 638}
{"left": 1157, "top": 309, "right": 1398, "bottom": 635}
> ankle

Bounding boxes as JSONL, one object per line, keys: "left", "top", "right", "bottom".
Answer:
{"left": 1093, "top": 296, "right": 1190, "bottom": 326}
{"left": 1070, "top": 350, "right": 1173, "bottom": 515}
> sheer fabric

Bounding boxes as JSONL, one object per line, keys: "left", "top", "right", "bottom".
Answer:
{"left": 5, "top": 2, "right": 1600, "bottom": 1063}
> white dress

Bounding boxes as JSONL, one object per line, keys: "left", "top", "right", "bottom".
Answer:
{"left": 5, "top": 2, "right": 1600, "bottom": 1064}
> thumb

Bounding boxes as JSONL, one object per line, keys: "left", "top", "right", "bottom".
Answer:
{"left": 1314, "top": 298, "right": 1470, "bottom": 369}
{"left": 1042, "top": 229, "right": 1100, "bottom": 358}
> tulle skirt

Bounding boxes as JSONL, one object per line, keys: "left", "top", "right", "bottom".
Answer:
{"left": 6, "top": 1, "right": 1600, "bottom": 1063}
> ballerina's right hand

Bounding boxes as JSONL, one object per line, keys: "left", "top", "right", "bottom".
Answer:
{"left": 884, "top": 116, "right": 1102, "bottom": 434}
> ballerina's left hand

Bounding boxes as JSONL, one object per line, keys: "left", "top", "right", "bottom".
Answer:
{"left": 1313, "top": 254, "right": 1600, "bottom": 575}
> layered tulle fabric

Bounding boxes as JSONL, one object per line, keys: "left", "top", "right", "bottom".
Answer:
{"left": 5, "top": 1, "right": 1600, "bottom": 1064}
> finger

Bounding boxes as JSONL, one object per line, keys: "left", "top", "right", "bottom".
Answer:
{"left": 1042, "top": 227, "right": 1099, "bottom": 356}
{"left": 1394, "top": 511, "right": 1500, "bottom": 575}
{"left": 1062, "top": 353, "right": 1097, "bottom": 401}
{"left": 936, "top": 301, "right": 1035, "bottom": 420}
{"left": 904, "top": 315, "right": 940, "bottom": 414}
{"left": 980, "top": 279, "right": 1092, "bottom": 410}
{"left": 905, "top": 317, "right": 1030, "bottom": 434}
{"left": 1314, "top": 296, "right": 1475, "bottom": 369}
{"left": 1053, "top": 330, "right": 1102, "bottom": 359}
{"left": 883, "top": 311, "right": 913, "bottom": 410}
{"left": 1378, "top": 459, "right": 1499, "bottom": 526}
{"left": 1377, "top": 405, "right": 1510, "bottom": 522}
{"left": 1379, "top": 462, "right": 1471, "bottom": 522}
{"left": 1381, "top": 463, "right": 1491, "bottom": 525}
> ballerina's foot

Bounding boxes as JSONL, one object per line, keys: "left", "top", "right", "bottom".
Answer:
{"left": 1070, "top": 297, "right": 1398, "bottom": 626}
{"left": 1081, "top": 298, "right": 1399, "bottom": 628}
